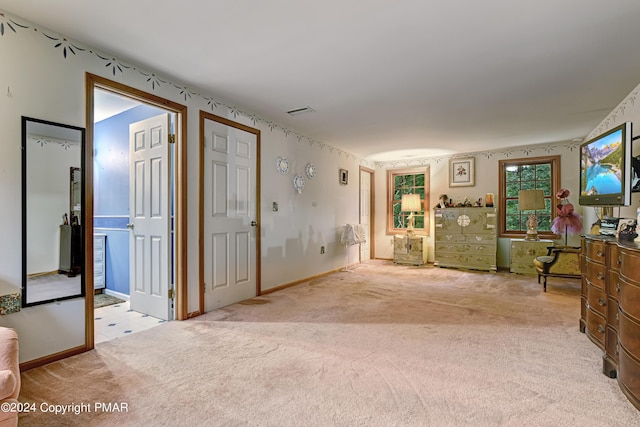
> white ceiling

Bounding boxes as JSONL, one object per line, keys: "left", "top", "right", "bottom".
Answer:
{"left": 3, "top": 0, "right": 640, "bottom": 160}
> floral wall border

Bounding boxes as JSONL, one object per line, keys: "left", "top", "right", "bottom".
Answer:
{"left": 375, "top": 139, "right": 582, "bottom": 170}
{"left": 585, "top": 83, "right": 640, "bottom": 140}
{"left": 1, "top": 10, "right": 597, "bottom": 173}
{"left": 0, "top": 10, "right": 374, "bottom": 168}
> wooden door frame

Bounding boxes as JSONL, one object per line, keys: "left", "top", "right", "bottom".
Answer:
{"left": 85, "top": 73, "right": 189, "bottom": 350}
{"left": 198, "top": 111, "right": 261, "bottom": 315}
{"left": 359, "top": 166, "right": 375, "bottom": 260}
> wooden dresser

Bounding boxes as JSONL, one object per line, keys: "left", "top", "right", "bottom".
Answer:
{"left": 581, "top": 235, "right": 640, "bottom": 410}
{"left": 433, "top": 207, "right": 497, "bottom": 272}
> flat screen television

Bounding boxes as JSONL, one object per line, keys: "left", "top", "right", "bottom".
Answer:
{"left": 579, "top": 121, "right": 632, "bottom": 206}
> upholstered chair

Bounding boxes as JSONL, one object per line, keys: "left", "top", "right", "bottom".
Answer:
{"left": 533, "top": 246, "right": 582, "bottom": 291}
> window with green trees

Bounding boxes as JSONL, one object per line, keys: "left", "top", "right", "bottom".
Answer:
{"left": 387, "top": 167, "right": 430, "bottom": 234}
{"left": 499, "top": 156, "right": 560, "bottom": 237}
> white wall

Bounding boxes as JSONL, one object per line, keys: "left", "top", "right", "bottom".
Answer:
{"left": 0, "top": 10, "right": 364, "bottom": 363}
{"left": 374, "top": 141, "right": 583, "bottom": 268}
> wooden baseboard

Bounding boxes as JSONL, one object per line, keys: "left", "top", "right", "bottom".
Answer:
{"left": 19, "top": 344, "right": 88, "bottom": 372}
{"left": 261, "top": 267, "right": 347, "bottom": 295}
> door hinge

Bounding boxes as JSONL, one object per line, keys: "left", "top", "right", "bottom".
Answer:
{"left": 168, "top": 289, "right": 174, "bottom": 299}
{"left": 168, "top": 134, "right": 176, "bottom": 144}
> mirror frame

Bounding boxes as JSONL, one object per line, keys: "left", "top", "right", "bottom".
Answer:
{"left": 22, "top": 116, "right": 86, "bottom": 307}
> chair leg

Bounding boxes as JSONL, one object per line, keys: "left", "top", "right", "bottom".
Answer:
{"left": 543, "top": 276, "right": 547, "bottom": 292}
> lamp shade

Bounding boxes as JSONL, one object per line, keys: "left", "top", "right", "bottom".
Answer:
{"left": 401, "top": 194, "right": 421, "bottom": 212}
{"left": 518, "top": 190, "right": 545, "bottom": 211}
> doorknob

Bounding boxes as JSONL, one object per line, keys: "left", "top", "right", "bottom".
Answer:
{"left": 251, "top": 221, "right": 257, "bottom": 227}
{"left": 126, "top": 223, "right": 134, "bottom": 229}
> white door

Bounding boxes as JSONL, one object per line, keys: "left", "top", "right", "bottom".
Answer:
{"left": 360, "top": 169, "right": 372, "bottom": 261}
{"left": 203, "top": 117, "right": 257, "bottom": 311}
{"left": 129, "top": 113, "right": 171, "bottom": 321}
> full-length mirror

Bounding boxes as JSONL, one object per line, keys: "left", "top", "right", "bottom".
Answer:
{"left": 22, "top": 116, "right": 86, "bottom": 306}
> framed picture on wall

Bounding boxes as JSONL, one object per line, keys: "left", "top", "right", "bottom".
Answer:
{"left": 449, "top": 157, "right": 475, "bottom": 187}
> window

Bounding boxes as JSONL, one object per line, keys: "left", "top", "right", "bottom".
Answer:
{"left": 499, "top": 156, "right": 560, "bottom": 238}
{"left": 387, "top": 167, "right": 430, "bottom": 234}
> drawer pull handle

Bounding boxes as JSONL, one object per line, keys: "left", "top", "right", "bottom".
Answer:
{"left": 435, "top": 224, "right": 443, "bottom": 228}
{"left": 598, "top": 298, "right": 606, "bottom": 306}
{"left": 617, "top": 256, "right": 622, "bottom": 265}
{"left": 597, "top": 324, "right": 605, "bottom": 334}
{"left": 597, "top": 251, "right": 605, "bottom": 257}
{"left": 597, "top": 272, "right": 605, "bottom": 280}
{"left": 616, "top": 283, "right": 621, "bottom": 292}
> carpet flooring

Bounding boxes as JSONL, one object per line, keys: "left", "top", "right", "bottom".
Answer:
{"left": 17, "top": 261, "right": 640, "bottom": 426}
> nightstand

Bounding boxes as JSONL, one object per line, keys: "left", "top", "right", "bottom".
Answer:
{"left": 510, "top": 239, "right": 554, "bottom": 275}
{"left": 393, "top": 235, "right": 428, "bottom": 266}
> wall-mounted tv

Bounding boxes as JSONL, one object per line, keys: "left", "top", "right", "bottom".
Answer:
{"left": 579, "top": 121, "right": 632, "bottom": 206}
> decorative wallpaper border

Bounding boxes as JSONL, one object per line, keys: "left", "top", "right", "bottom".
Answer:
{"left": 374, "top": 139, "right": 582, "bottom": 170}
{"left": 0, "top": 10, "right": 372, "bottom": 167}
{"left": 0, "top": 9, "right": 593, "bottom": 173}
{"left": 586, "top": 83, "right": 640, "bottom": 140}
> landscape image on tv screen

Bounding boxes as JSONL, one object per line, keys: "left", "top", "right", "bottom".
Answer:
{"left": 580, "top": 128, "right": 624, "bottom": 197}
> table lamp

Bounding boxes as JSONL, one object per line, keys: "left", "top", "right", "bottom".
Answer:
{"left": 518, "top": 189, "right": 545, "bottom": 240}
{"left": 401, "top": 194, "right": 421, "bottom": 236}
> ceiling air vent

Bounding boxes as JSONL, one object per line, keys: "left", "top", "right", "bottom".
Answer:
{"left": 286, "top": 106, "right": 315, "bottom": 116}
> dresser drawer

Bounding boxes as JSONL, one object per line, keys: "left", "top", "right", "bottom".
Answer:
{"left": 608, "top": 243, "right": 622, "bottom": 272}
{"left": 618, "top": 345, "right": 640, "bottom": 405}
{"left": 435, "top": 242, "right": 495, "bottom": 254}
{"left": 586, "top": 283, "right": 607, "bottom": 317}
{"left": 608, "top": 269, "right": 620, "bottom": 300}
{"left": 620, "top": 310, "right": 640, "bottom": 358}
{"left": 607, "top": 298, "right": 619, "bottom": 331}
{"left": 619, "top": 276, "right": 640, "bottom": 322}
{"left": 586, "top": 308, "right": 606, "bottom": 347}
{"left": 585, "top": 260, "right": 606, "bottom": 290}
{"left": 585, "top": 239, "right": 606, "bottom": 264}
{"left": 620, "top": 248, "right": 640, "bottom": 284}
{"left": 434, "top": 234, "right": 495, "bottom": 244}
{"left": 587, "top": 240, "right": 606, "bottom": 264}
{"left": 435, "top": 252, "right": 496, "bottom": 268}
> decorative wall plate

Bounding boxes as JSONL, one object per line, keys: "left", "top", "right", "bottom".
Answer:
{"left": 293, "top": 174, "right": 305, "bottom": 194}
{"left": 305, "top": 162, "right": 317, "bottom": 179}
{"left": 276, "top": 156, "right": 289, "bottom": 175}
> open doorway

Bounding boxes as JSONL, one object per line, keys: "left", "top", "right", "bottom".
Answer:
{"left": 359, "top": 166, "right": 375, "bottom": 262}
{"left": 85, "top": 73, "right": 188, "bottom": 349}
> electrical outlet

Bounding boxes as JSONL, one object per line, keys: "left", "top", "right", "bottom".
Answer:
{"left": 320, "top": 246, "right": 325, "bottom": 254}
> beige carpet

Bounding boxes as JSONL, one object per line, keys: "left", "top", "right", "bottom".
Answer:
{"left": 18, "top": 261, "right": 640, "bottom": 426}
